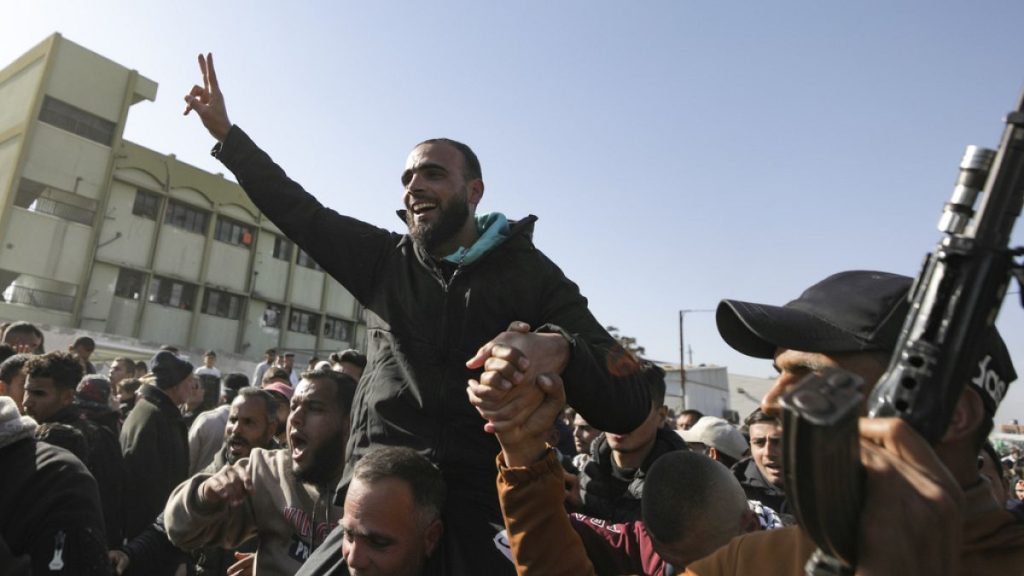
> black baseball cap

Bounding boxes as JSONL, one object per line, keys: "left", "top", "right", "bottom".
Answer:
{"left": 716, "top": 271, "right": 912, "bottom": 360}
{"left": 717, "top": 270, "right": 1016, "bottom": 415}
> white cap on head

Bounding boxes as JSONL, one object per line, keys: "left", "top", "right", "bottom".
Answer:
{"left": 678, "top": 416, "right": 748, "bottom": 461}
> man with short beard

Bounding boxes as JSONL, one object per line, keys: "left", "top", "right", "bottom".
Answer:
{"left": 184, "top": 54, "right": 653, "bottom": 573}
{"left": 165, "top": 369, "right": 357, "bottom": 575}
{"left": 110, "top": 387, "right": 280, "bottom": 576}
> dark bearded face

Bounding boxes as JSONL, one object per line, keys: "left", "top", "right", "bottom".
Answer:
{"left": 405, "top": 183, "right": 471, "bottom": 253}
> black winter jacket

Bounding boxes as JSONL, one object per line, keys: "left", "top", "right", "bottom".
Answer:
{"left": 120, "top": 385, "right": 189, "bottom": 540}
{"left": 50, "top": 405, "right": 125, "bottom": 549}
{"left": 732, "top": 457, "right": 793, "bottom": 524}
{"left": 577, "top": 427, "right": 689, "bottom": 523}
{"left": 215, "top": 126, "right": 653, "bottom": 497}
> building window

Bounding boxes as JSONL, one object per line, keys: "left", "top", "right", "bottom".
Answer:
{"left": 214, "top": 217, "right": 254, "bottom": 247}
{"left": 132, "top": 189, "right": 162, "bottom": 220}
{"left": 296, "top": 249, "right": 322, "bottom": 271}
{"left": 148, "top": 276, "right": 197, "bottom": 311}
{"left": 201, "top": 288, "right": 244, "bottom": 319}
{"left": 14, "top": 178, "right": 97, "bottom": 226}
{"left": 114, "top": 268, "right": 146, "bottom": 300}
{"left": 323, "top": 317, "right": 354, "bottom": 341}
{"left": 260, "top": 303, "right": 283, "bottom": 329}
{"left": 38, "top": 96, "right": 116, "bottom": 146}
{"left": 272, "top": 236, "right": 293, "bottom": 261}
{"left": 289, "top": 309, "right": 319, "bottom": 335}
{"left": 164, "top": 200, "right": 209, "bottom": 235}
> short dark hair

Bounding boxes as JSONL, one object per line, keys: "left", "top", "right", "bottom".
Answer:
{"left": 330, "top": 349, "right": 367, "bottom": 369}
{"left": 352, "top": 446, "right": 446, "bottom": 525}
{"left": 642, "top": 451, "right": 747, "bottom": 549}
{"left": 3, "top": 321, "right": 44, "bottom": 351}
{"left": 743, "top": 408, "right": 781, "bottom": 431}
{"left": 680, "top": 409, "right": 705, "bottom": 420}
{"left": 26, "top": 352, "right": 84, "bottom": 391}
{"left": 0, "top": 344, "right": 16, "bottom": 365}
{"left": 0, "top": 354, "right": 31, "bottom": 383}
{"left": 262, "top": 366, "right": 292, "bottom": 385}
{"left": 300, "top": 368, "right": 357, "bottom": 417}
{"left": 72, "top": 336, "right": 96, "bottom": 351}
{"left": 417, "top": 138, "right": 482, "bottom": 182}
{"left": 235, "top": 386, "right": 277, "bottom": 420}
{"left": 159, "top": 345, "right": 179, "bottom": 354}
{"left": 112, "top": 356, "right": 133, "bottom": 367}
{"left": 264, "top": 347, "right": 277, "bottom": 356}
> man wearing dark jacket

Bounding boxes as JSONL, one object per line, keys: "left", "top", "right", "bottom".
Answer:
{"left": 184, "top": 53, "right": 652, "bottom": 573}
{"left": 0, "top": 396, "right": 111, "bottom": 575}
{"left": 120, "top": 351, "right": 194, "bottom": 541}
{"left": 575, "top": 362, "right": 688, "bottom": 523}
{"left": 730, "top": 409, "right": 791, "bottom": 523}
{"left": 22, "top": 353, "right": 125, "bottom": 549}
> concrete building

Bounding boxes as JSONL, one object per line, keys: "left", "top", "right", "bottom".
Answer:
{"left": 0, "top": 33, "right": 366, "bottom": 369}
{"left": 663, "top": 364, "right": 775, "bottom": 424}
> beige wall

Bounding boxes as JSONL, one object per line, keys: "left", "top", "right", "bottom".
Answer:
{"left": 106, "top": 296, "right": 140, "bottom": 337}
{"left": 324, "top": 278, "right": 357, "bottom": 319}
{"left": 22, "top": 122, "right": 111, "bottom": 200}
{"left": 0, "top": 301, "right": 70, "bottom": 326}
{"left": 194, "top": 313, "right": 240, "bottom": 354}
{"left": 80, "top": 261, "right": 118, "bottom": 324}
{"left": 0, "top": 138, "right": 21, "bottom": 215}
{"left": 207, "top": 241, "right": 250, "bottom": 293}
{"left": 291, "top": 266, "right": 323, "bottom": 310}
{"left": 96, "top": 181, "right": 156, "bottom": 268}
{"left": 152, "top": 225, "right": 204, "bottom": 281}
{"left": 0, "top": 57, "right": 43, "bottom": 134}
{"left": 0, "top": 207, "right": 90, "bottom": 284}
{"left": 252, "top": 231, "right": 289, "bottom": 302}
{"left": 46, "top": 40, "right": 129, "bottom": 123}
{"left": 139, "top": 303, "right": 190, "bottom": 347}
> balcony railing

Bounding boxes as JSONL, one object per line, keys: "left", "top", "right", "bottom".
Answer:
{"left": 1, "top": 285, "right": 75, "bottom": 312}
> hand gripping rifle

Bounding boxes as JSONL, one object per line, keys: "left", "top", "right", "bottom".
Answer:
{"left": 779, "top": 86, "right": 1024, "bottom": 575}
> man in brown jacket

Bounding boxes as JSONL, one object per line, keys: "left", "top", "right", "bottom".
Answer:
{"left": 684, "top": 271, "right": 1024, "bottom": 575}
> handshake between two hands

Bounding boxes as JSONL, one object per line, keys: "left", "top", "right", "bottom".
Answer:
{"left": 464, "top": 321, "right": 570, "bottom": 468}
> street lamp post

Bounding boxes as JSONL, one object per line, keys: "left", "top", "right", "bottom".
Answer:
{"left": 678, "top": 308, "right": 714, "bottom": 410}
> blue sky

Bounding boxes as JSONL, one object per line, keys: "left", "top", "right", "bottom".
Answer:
{"left": 5, "top": 1, "right": 1024, "bottom": 423}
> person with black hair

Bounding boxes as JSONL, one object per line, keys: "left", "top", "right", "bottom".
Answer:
{"left": 0, "top": 353, "right": 31, "bottom": 411}
{"left": 23, "top": 353, "right": 125, "bottom": 549}
{"left": 328, "top": 349, "right": 366, "bottom": 381}
{"left": 252, "top": 348, "right": 277, "bottom": 390}
{"left": 165, "top": 369, "right": 357, "bottom": 575}
{"left": 0, "top": 343, "right": 16, "bottom": 365}
{"left": 729, "top": 409, "right": 790, "bottom": 522}
{"left": 0, "top": 396, "right": 110, "bottom": 575}
{"left": 70, "top": 336, "right": 98, "bottom": 375}
{"left": 2, "top": 320, "right": 44, "bottom": 354}
{"left": 573, "top": 361, "right": 688, "bottom": 523}
{"left": 121, "top": 351, "right": 195, "bottom": 541}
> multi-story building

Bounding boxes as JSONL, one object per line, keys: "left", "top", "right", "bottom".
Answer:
{"left": 0, "top": 33, "right": 366, "bottom": 367}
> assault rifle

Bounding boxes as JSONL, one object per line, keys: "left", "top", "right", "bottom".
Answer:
{"left": 780, "top": 86, "right": 1024, "bottom": 575}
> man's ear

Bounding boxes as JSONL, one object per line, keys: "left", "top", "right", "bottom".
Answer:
{"left": 467, "top": 179, "right": 484, "bottom": 205}
{"left": 707, "top": 446, "right": 721, "bottom": 462}
{"left": 423, "top": 518, "right": 444, "bottom": 557}
{"left": 940, "top": 387, "right": 985, "bottom": 444}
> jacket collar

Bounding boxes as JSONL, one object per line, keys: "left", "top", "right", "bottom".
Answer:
{"left": 140, "top": 384, "right": 184, "bottom": 420}
{"left": 395, "top": 212, "right": 538, "bottom": 258}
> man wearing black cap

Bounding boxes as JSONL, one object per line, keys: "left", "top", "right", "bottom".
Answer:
{"left": 683, "top": 270, "right": 1024, "bottom": 575}
{"left": 121, "top": 350, "right": 195, "bottom": 541}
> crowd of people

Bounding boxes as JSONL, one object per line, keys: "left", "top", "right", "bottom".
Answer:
{"left": 1, "top": 51, "right": 1022, "bottom": 575}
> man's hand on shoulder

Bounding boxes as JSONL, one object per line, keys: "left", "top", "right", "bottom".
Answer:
{"left": 198, "top": 461, "right": 253, "bottom": 510}
{"left": 184, "top": 53, "right": 231, "bottom": 142}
